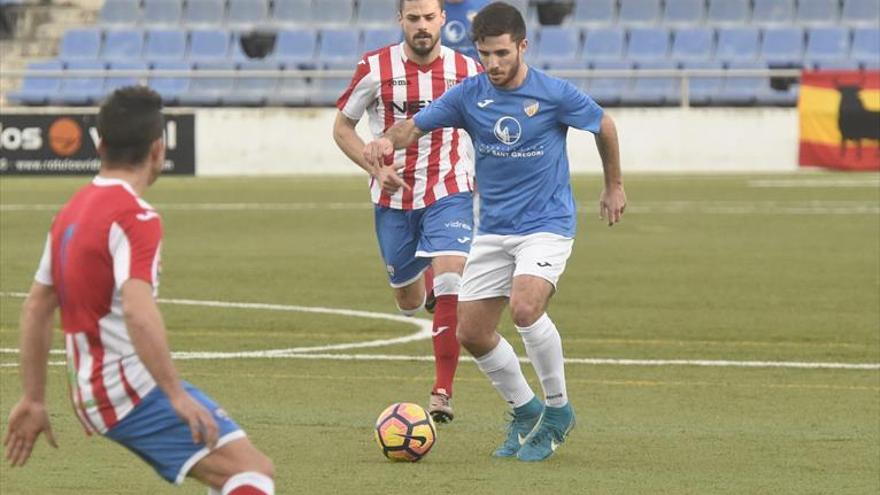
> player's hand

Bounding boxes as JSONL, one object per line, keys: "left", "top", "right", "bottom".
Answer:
{"left": 363, "top": 137, "right": 394, "bottom": 169}
{"left": 170, "top": 394, "right": 219, "bottom": 449}
{"left": 599, "top": 183, "right": 627, "bottom": 226}
{"left": 3, "top": 399, "right": 58, "bottom": 467}
{"left": 374, "top": 164, "right": 410, "bottom": 195}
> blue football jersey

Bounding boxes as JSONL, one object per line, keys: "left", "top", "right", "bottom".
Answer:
{"left": 413, "top": 68, "right": 604, "bottom": 237}
{"left": 441, "top": 0, "right": 488, "bottom": 61}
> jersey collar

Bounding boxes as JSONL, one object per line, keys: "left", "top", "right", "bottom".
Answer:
{"left": 399, "top": 42, "right": 446, "bottom": 72}
{"left": 92, "top": 175, "right": 138, "bottom": 198}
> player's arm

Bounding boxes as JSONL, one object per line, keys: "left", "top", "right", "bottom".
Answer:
{"left": 4, "top": 281, "right": 59, "bottom": 467}
{"left": 595, "top": 113, "right": 626, "bottom": 226}
{"left": 121, "top": 280, "right": 218, "bottom": 448}
{"left": 362, "top": 119, "right": 427, "bottom": 170}
{"left": 332, "top": 111, "right": 376, "bottom": 176}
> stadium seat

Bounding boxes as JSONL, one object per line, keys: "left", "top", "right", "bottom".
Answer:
{"left": 102, "top": 30, "right": 144, "bottom": 62}
{"left": 571, "top": 0, "right": 616, "bottom": 26}
{"left": 105, "top": 61, "right": 149, "bottom": 93}
{"left": 535, "top": 26, "right": 581, "bottom": 68}
{"left": 680, "top": 60, "right": 724, "bottom": 106}
{"left": 99, "top": 0, "right": 139, "bottom": 26}
{"left": 58, "top": 60, "right": 107, "bottom": 105}
{"left": 227, "top": 0, "right": 269, "bottom": 28}
{"left": 623, "top": 59, "right": 681, "bottom": 106}
{"left": 312, "top": 0, "right": 354, "bottom": 25}
{"left": 309, "top": 60, "right": 354, "bottom": 106}
{"left": 618, "top": 0, "right": 661, "bottom": 25}
{"left": 269, "top": 68, "right": 311, "bottom": 105}
{"left": 760, "top": 27, "right": 805, "bottom": 66}
{"left": 752, "top": 0, "right": 795, "bottom": 26}
{"left": 7, "top": 60, "right": 64, "bottom": 105}
{"left": 317, "top": 29, "right": 361, "bottom": 66}
{"left": 841, "top": 0, "right": 880, "bottom": 26}
{"left": 662, "top": 0, "right": 705, "bottom": 26}
{"left": 581, "top": 27, "right": 625, "bottom": 63}
{"left": 184, "top": 0, "right": 225, "bottom": 26}
{"left": 587, "top": 60, "right": 630, "bottom": 106}
{"left": 189, "top": 29, "right": 231, "bottom": 62}
{"left": 715, "top": 60, "right": 767, "bottom": 105}
{"left": 715, "top": 27, "right": 760, "bottom": 63}
{"left": 148, "top": 60, "right": 191, "bottom": 104}
{"left": 59, "top": 28, "right": 102, "bottom": 61}
{"left": 275, "top": 28, "right": 318, "bottom": 68}
{"left": 273, "top": 0, "right": 312, "bottom": 25}
{"left": 357, "top": 0, "right": 399, "bottom": 27}
{"left": 805, "top": 27, "right": 851, "bottom": 67}
{"left": 706, "top": 0, "right": 750, "bottom": 24}
{"left": 851, "top": 28, "right": 880, "bottom": 66}
{"left": 626, "top": 27, "right": 670, "bottom": 61}
{"left": 144, "top": 28, "right": 187, "bottom": 62}
{"left": 142, "top": 0, "right": 182, "bottom": 26}
{"left": 670, "top": 27, "right": 714, "bottom": 62}
{"left": 795, "top": 0, "right": 838, "bottom": 25}
{"left": 362, "top": 27, "right": 401, "bottom": 53}
{"left": 178, "top": 61, "right": 236, "bottom": 105}
{"left": 227, "top": 60, "right": 279, "bottom": 106}
{"left": 544, "top": 60, "right": 590, "bottom": 88}
{"left": 814, "top": 59, "right": 861, "bottom": 70}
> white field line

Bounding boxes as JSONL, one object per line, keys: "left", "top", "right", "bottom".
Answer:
{"left": 749, "top": 178, "right": 880, "bottom": 188}
{"left": 0, "top": 293, "right": 877, "bottom": 371}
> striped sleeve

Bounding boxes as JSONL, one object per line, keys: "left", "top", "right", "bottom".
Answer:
{"left": 336, "top": 55, "right": 379, "bottom": 121}
{"left": 110, "top": 208, "right": 162, "bottom": 290}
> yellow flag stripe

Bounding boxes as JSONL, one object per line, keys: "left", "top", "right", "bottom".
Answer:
{"left": 799, "top": 86, "right": 880, "bottom": 145}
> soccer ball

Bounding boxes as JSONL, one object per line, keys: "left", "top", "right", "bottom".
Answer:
{"left": 374, "top": 402, "right": 437, "bottom": 462}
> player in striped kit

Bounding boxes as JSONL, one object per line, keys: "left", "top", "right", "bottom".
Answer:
{"left": 333, "top": 0, "right": 482, "bottom": 423}
{"left": 3, "top": 87, "right": 275, "bottom": 494}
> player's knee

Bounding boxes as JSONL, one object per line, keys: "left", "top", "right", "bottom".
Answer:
{"left": 509, "top": 300, "right": 543, "bottom": 327}
{"left": 433, "top": 272, "right": 461, "bottom": 296}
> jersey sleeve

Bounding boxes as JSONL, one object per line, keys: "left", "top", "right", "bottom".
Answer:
{"left": 34, "top": 233, "right": 53, "bottom": 286}
{"left": 557, "top": 79, "right": 604, "bottom": 134}
{"left": 413, "top": 81, "right": 467, "bottom": 132}
{"left": 336, "top": 55, "right": 378, "bottom": 121}
{"left": 109, "top": 207, "right": 163, "bottom": 291}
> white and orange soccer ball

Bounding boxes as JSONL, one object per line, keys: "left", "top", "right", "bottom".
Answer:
{"left": 374, "top": 402, "right": 437, "bottom": 462}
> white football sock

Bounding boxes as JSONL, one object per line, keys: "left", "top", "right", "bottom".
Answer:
{"left": 222, "top": 471, "right": 274, "bottom": 495}
{"left": 517, "top": 313, "right": 568, "bottom": 407}
{"left": 474, "top": 336, "right": 536, "bottom": 408}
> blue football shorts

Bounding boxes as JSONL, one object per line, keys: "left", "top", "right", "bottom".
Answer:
{"left": 374, "top": 192, "right": 474, "bottom": 287}
{"left": 104, "top": 381, "right": 245, "bottom": 485}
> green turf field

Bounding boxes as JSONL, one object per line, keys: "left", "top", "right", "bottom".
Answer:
{"left": 1, "top": 174, "right": 878, "bottom": 494}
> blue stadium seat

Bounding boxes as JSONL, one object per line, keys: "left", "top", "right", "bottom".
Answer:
{"left": 544, "top": 60, "right": 590, "bottom": 88}
{"left": 227, "top": 60, "right": 279, "bottom": 106}
{"left": 227, "top": 0, "right": 269, "bottom": 28}
{"left": 273, "top": 0, "right": 312, "bottom": 25}
{"left": 805, "top": 27, "right": 851, "bottom": 67}
{"left": 795, "top": 0, "right": 838, "bottom": 25}
{"left": 623, "top": 60, "right": 681, "bottom": 106}
{"left": 581, "top": 27, "right": 625, "bottom": 63}
{"left": 760, "top": 27, "right": 804, "bottom": 66}
{"left": 7, "top": 60, "right": 64, "bottom": 105}
{"left": 587, "top": 60, "right": 630, "bottom": 106}
{"left": 572, "top": 0, "right": 616, "bottom": 26}
{"left": 851, "top": 28, "right": 880, "bottom": 66}
{"left": 179, "top": 61, "right": 236, "bottom": 105}
{"left": 841, "top": 0, "right": 880, "bottom": 26}
{"left": 184, "top": 0, "right": 225, "bottom": 26}
{"left": 681, "top": 60, "right": 724, "bottom": 106}
{"left": 59, "top": 28, "right": 102, "bottom": 61}
{"left": 310, "top": 60, "right": 355, "bottom": 106}
{"left": 105, "top": 61, "right": 149, "bottom": 93}
{"left": 706, "top": 0, "right": 750, "bottom": 24}
{"left": 716, "top": 27, "right": 760, "bottom": 63}
{"left": 275, "top": 28, "right": 318, "bottom": 68}
{"left": 148, "top": 60, "right": 191, "bottom": 104}
{"left": 102, "top": 30, "right": 144, "bottom": 62}
{"left": 814, "top": 59, "right": 861, "bottom": 70}
{"left": 626, "top": 27, "right": 670, "bottom": 61}
{"left": 144, "top": 29, "right": 187, "bottom": 62}
{"left": 362, "top": 27, "right": 401, "bottom": 53}
{"left": 671, "top": 28, "right": 714, "bottom": 62}
{"left": 317, "top": 29, "right": 361, "bottom": 66}
{"left": 715, "top": 61, "right": 767, "bottom": 105}
{"left": 99, "top": 0, "right": 139, "bottom": 26}
{"left": 58, "top": 60, "right": 107, "bottom": 105}
{"left": 663, "top": 0, "right": 705, "bottom": 26}
{"left": 752, "top": 0, "right": 795, "bottom": 26}
{"left": 270, "top": 69, "right": 311, "bottom": 105}
{"left": 357, "top": 0, "right": 398, "bottom": 27}
{"left": 618, "top": 0, "right": 661, "bottom": 25}
{"left": 312, "top": 0, "right": 354, "bottom": 26}
{"left": 189, "top": 29, "right": 230, "bottom": 62}
{"left": 535, "top": 26, "right": 581, "bottom": 68}
{"left": 142, "top": 0, "right": 182, "bottom": 26}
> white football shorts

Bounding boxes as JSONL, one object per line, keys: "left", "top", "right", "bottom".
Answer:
{"left": 459, "top": 232, "right": 574, "bottom": 302}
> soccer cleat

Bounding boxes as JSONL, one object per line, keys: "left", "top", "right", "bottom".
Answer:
{"left": 492, "top": 397, "right": 543, "bottom": 458}
{"left": 428, "top": 391, "right": 454, "bottom": 424}
{"left": 516, "top": 403, "right": 576, "bottom": 462}
{"left": 425, "top": 290, "right": 437, "bottom": 314}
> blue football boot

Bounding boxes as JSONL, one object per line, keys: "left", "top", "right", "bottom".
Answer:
{"left": 516, "top": 403, "right": 576, "bottom": 462}
{"left": 492, "top": 396, "right": 543, "bottom": 458}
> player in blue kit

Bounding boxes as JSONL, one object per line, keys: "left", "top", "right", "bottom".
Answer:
{"left": 364, "top": 2, "right": 626, "bottom": 462}
{"left": 441, "top": 0, "right": 489, "bottom": 60}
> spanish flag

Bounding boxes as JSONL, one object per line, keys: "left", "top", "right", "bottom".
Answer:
{"left": 798, "top": 70, "right": 880, "bottom": 171}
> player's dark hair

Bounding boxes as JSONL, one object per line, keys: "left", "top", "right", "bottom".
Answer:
{"left": 471, "top": 2, "right": 526, "bottom": 44}
{"left": 97, "top": 86, "right": 165, "bottom": 167}
{"left": 398, "top": 0, "right": 444, "bottom": 13}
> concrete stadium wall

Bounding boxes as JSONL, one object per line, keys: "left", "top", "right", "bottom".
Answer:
{"left": 195, "top": 107, "right": 799, "bottom": 176}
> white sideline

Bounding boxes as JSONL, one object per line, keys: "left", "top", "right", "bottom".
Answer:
{"left": 0, "top": 292, "right": 877, "bottom": 371}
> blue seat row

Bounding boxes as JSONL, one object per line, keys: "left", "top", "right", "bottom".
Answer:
{"left": 573, "top": 0, "right": 879, "bottom": 26}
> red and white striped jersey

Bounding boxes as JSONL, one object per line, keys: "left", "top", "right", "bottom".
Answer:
{"left": 337, "top": 43, "right": 482, "bottom": 210}
{"left": 35, "top": 176, "right": 161, "bottom": 434}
